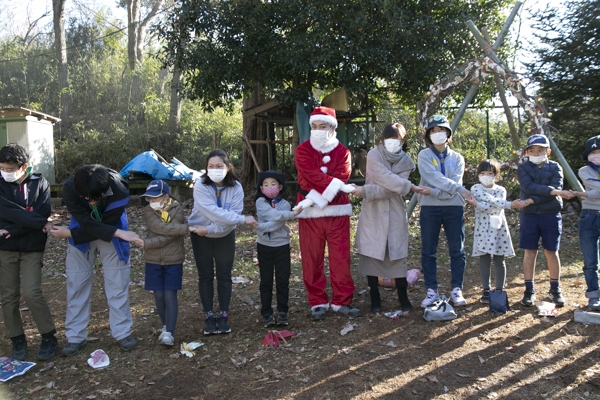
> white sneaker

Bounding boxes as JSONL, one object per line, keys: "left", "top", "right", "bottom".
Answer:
{"left": 420, "top": 288, "right": 440, "bottom": 308}
{"left": 451, "top": 287, "right": 467, "bottom": 306}
{"left": 159, "top": 331, "right": 174, "bottom": 346}
{"left": 158, "top": 325, "right": 167, "bottom": 341}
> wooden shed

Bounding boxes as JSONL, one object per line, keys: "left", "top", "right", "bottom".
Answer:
{"left": 0, "top": 107, "right": 59, "bottom": 184}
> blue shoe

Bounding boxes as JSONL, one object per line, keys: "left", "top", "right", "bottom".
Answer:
{"left": 588, "top": 298, "right": 600, "bottom": 311}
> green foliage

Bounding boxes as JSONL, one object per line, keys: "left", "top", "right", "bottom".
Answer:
{"left": 528, "top": 0, "right": 600, "bottom": 169}
{"left": 158, "top": 0, "right": 513, "bottom": 112}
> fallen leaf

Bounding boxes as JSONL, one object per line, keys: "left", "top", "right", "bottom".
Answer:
{"left": 28, "top": 385, "right": 45, "bottom": 394}
{"left": 456, "top": 373, "right": 471, "bottom": 378}
{"left": 39, "top": 362, "right": 55, "bottom": 372}
{"left": 162, "top": 369, "right": 172, "bottom": 376}
{"left": 478, "top": 355, "right": 485, "bottom": 364}
{"left": 427, "top": 375, "right": 438, "bottom": 383}
{"left": 122, "top": 381, "right": 135, "bottom": 387}
{"left": 385, "top": 340, "right": 397, "bottom": 348}
{"left": 139, "top": 375, "right": 145, "bottom": 381}
{"left": 213, "top": 371, "right": 221, "bottom": 376}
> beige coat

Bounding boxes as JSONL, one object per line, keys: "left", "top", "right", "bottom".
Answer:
{"left": 355, "top": 145, "right": 415, "bottom": 270}
{"left": 143, "top": 200, "right": 189, "bottom": 265}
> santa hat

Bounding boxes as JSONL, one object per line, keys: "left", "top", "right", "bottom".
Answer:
{"left": 310, "top": 106, "right": 338, "bottom": 128}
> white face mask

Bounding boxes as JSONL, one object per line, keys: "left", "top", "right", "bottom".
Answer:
{"left": 479, "top": 175, "right": 495, "bottom": 187}
{"left": 1, "top": 168, "right": 24, "bottom": 183}
{"left": 588, "top": 153, "right": 600, "bottom": 166}
{"left": 149, "top": 201, "right": 162, "bottom": 210}
{"left": 430, "top": 131, "right": 448, "bottom": 145}
{"left": 384, "top": 139, "right": 402, "bottom": 154}
{"left": 528, "top": 155, "right": 547, "bottom": 164}
{"left": 207, "top": 168, "right": 228, "bottom": 183}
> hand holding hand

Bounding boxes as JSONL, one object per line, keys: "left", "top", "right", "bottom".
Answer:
{"left": 350, "top": 185, "right": 363, "bottom": 198}
{"left": 245, "top": 215, "right": 258, "bottom": 228}
{"left": 115, "top": 229, "right": 140, "bottom": 242}
{"left": 461, "top": 190, "right": 474, "bottom": 202}
{"left": 42, "top": 222, "right": 53, "bottom": 233}
{"left": 340, "top": 184, "right": 355, "bottom": 193}
{"left": 419, "top": 186, "right": 431, "bottom": 196}
{"left": 132, "top": 238, "right": 145, "bottom": 247}
{"left": 50, "top": 225, "right": 72, "bottom": 238}
{"left": 294, "top": 198, "right": 314, "bottom": 211}
{"left": 465, "top": 197, "right": 477, "bottom": 207}
{"left": 571, "top": 189, "right": 588, "bottom": 198}
{"left": 189, "top": 225, "right": 209, "bottom": 236}
{"left": 293, "top": 206, "right": 303, "bottom": 216}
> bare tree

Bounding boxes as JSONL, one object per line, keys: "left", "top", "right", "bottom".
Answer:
{"left": 53, "top": 0, "right": 70, "bottom": 129}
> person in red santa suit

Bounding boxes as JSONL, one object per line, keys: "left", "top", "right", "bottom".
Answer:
{"left": 294, "top": 106, "right": 360, "bottom": 321}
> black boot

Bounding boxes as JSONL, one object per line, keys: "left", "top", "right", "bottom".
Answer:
{"left": 368, "top": 276, "right": 382, "bottom": 313}
{"left": 397, "top": 277, "right": 412, "bottom": 312}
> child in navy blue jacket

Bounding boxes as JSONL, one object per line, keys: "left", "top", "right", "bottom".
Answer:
{"left": 517, "top": 134, "right": 574, "bottom": 307}
{"left": 0, "top": 143, "right": 57, "bottom": 360}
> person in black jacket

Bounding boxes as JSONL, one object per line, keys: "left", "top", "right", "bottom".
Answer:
{"left": 50, "top": 164, "right": 140, "bottom": 356}
{"left": 517, "top": 134, "right": 574, "bottom": 308}
{"left": 0, "top": 143, "right": 57, "bottom": 360}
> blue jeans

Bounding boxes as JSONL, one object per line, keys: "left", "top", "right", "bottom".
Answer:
{"left": 579, "top": 209, "right": 600, "bottom": 298}
{"left": 420, "top": 206, "right": 466, "bottom": 290}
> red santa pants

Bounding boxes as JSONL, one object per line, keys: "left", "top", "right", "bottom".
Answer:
{"left": 298, "top": 216, "right": 354, "bottom": 307}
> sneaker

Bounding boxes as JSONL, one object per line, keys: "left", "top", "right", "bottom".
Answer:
{"left": 420, "top": 288, "right": 439, "bottom": 308}
{"left": 450, "top": 287, "right": 467, "bottom": 306}
{"left": 520, "top": 289, "right": 536, "bottom": 307}
{"left": 549, "top": 288, "right": 565, "bottom": 307}
{"left": 11, "top": 338, "right": 27, "bottom": 360}
{"left": 588, "top": 298, "right": 600, "bottom": 311}
{"left": 263, "top": 314, "right": 276, "bottom": 328}
{"left": 277, "top": 312, "right": 289, "bottom": 326}
{"left": 204, "top": 316, "right": 217, "bottom": 335}
{"left": 311, "top": 306, "right": 327, "bottom": 321}
{"left": 158, "top": 325, "right": 167, "bottom": 342}
{"left": 117, "top": 335, "right": 137, "bottom": 351}
{"left": 218, "top": 315, "right": 231, "bottom": 334}
{"left": 159, "top": 332, "right": 174, "bottom": 346}
{"left": 37, "top": 336, "right": 58, "bottom": 360}
{"left": 479, "top": 289, "right": 490, "bottom": 304}
{"left": 332, "top": 305, "right": 361, "bottom": 318}
{"left": 62, "top": 340, "right": 87, "bottom": 357}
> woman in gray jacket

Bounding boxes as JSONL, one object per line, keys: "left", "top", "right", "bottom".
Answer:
{"left": 353, "top": 123, "right": 425, "bottom": 312}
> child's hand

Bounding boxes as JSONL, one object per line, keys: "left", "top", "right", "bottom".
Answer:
{"left": 551, "top": 189, "right": 574, "bottom": 200}
{"left": 132, "top": 238, "right": 145, "bottom": 248}
{"left": 114, "top": 229, "right": 140, "bottom": 242}
{"left": 570, "top": 190, "right": 588, "bottom": 198}
{"left": 417, "top": 186, "right": 431, "bottom": 196}
{"left": 189, "top": 225, "right": 208, "bottom": 236}
{"left": 293, "top": 206, "right": 303, "bottom": 216}
{"left": 411, "top": 185, "right": 426, "bottom": 194}
{"left": 50, "top": 225, "right": 72, "bottom": 238}
{"left": 0, "top": 229, "right": 10, "bottom": 239}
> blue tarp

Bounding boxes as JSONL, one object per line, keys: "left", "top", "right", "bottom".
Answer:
{"left": 119, "top": 151, "right": 200, "bottom": 181}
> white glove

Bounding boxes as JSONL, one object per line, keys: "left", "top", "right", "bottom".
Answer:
{"left": 340, "top": 184, "right": 355, "bottom": 193}
{"left": 294, "top": 198, "right": 314, "bottom": 210}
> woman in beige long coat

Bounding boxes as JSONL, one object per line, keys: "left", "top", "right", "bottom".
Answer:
{"left": 352, "top": 123, "right": 424, "bottom": 312}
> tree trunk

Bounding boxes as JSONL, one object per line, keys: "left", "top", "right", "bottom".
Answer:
{"left": 241, "top": 86, "right": 269, "bottom": 190}
{"left": 167, "top": 67, "right": 182, "bottom": 132}
{"left": 53, "top": 0, "right": 69, "bottom": 131}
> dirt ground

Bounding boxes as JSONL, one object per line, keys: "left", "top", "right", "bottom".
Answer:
{"left": 2, "top": 201, "right": 600, "bottom": 400}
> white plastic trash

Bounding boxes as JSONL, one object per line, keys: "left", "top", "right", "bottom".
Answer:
{"left": 574, "top": 310, "right": 600, "bottom": 325}
{"left": 87, "top": 349, "right": 110, "bottom": 369}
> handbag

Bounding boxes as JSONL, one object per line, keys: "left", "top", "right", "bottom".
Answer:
{"left": 489, "top": 290, "right": 510, "bottom": 314}
{"left": 423, "top": 296, "right": 457, "bottom": 321}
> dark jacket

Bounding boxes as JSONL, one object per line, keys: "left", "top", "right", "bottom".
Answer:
{"left": 143, "top": 200, "right": 188, "bottom": 265}
{"left": 517, "top": 159, "right": 563, "bottom": 214}
{"left": 0, "top": 173, "right": 51, "bottom": 253}
{"left": 62, "top": 169, "right": 130, "bottom": 244}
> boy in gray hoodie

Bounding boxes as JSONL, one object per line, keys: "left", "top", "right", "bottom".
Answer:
{"left": 255, "top": 170, "right": 301, "bottom": 327}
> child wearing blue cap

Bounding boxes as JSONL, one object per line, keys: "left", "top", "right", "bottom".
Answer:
{"left": 135, "top": 180, "right": 188, "bottom": 346}
{"left": 517, "top": 134, "right": 573, "bottom": 307}
{"left": 572, "top": 136, "right": 600, "bottom": 310}
{"left": 255, "top": 171, "right": 302, "bottom": 327}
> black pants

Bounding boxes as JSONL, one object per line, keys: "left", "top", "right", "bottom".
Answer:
{"left": 190, "top": 231, "right": 235, "bottom": 313}
{"left": 257, "top": 243, "right": 290, "bottom": 315}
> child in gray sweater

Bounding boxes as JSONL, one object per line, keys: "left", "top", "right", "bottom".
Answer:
{"left": 255, "top": 171, "right": 302, "bottom": 327}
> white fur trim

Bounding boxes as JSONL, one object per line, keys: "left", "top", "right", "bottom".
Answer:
{"left": 322, "top": 178, "right": 344, "bottom": 202}
{"left": 322, "top": 155, "right": 331, "bottom": 164}
{"left": 309, "top": 114, "right": 338, "bottom": 128}
{"left": 320, "top": 166, "right": 328, "bottom": 174}
{"left": 306, "top": 189, "right": 328, "bottom": 209}
{"left": 297, "top": 204, "right": 353, "bottom": 219}
{"left": 309, "top": 135, "right": 339, "bottom": 153}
